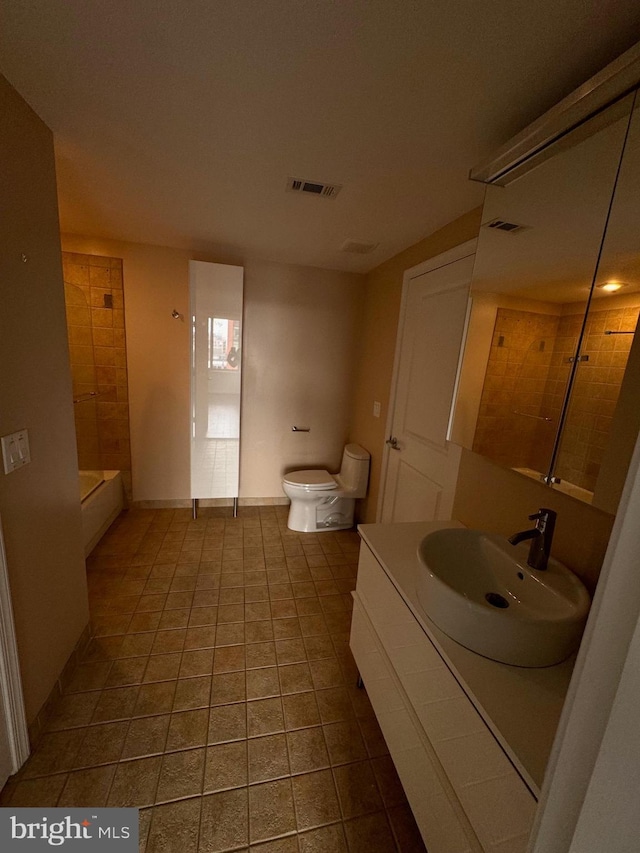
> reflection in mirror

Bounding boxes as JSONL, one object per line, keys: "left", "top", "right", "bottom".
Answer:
{"left": 452, "top": 92, "right": 636, "bottom": 509}
{"left": 190, "top": 261, "right": 244, "bottom": 500}
{"left": 555, "top": 91, "right": 640, "bottom": 513}
{"left": 472, "top": 306, "right": 564, "bottom": 475}
{"left": 552, "top": 298, "right": 639, "bottom": 507}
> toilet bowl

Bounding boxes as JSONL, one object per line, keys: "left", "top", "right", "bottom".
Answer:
{"left": 282, "top": 444, "right": 370, "bottom": 532}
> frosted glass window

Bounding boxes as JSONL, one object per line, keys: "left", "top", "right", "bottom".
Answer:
{"left": 190, "top": 261, "right": 243, "bottom": 499}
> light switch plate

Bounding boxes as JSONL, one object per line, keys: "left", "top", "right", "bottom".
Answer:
{"left": 373, "top": 401, "right": 381, "bottom": 418}
{"left": 1, "top": 429, "right": 31, "bottom": 474}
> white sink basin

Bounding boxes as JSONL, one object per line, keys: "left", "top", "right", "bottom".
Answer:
{"left": 416, "top": 528, "right": 591, "bottom": 667}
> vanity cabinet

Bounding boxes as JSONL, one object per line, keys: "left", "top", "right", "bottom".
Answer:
{"left": 350, "top": 525, "right": 552, "bottom": 853}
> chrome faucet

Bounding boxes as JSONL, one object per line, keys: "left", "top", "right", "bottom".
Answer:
{"left": 508, "top": 508, "right": 557, "bottom": 571}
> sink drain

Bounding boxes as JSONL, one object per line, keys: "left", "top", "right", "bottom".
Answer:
{"left": 485, "top": 592, "right": 509, "bottom": 609}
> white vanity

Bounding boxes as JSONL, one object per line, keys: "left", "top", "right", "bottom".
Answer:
{"left": 350, "top": 521, "right": 575, "bottom": 853}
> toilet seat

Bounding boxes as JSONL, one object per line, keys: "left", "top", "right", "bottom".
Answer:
{"left": 282, "top": 445, "right": 369, "bottom": 532}
{"left": 282, "top": 470, "right": 337, "bottom": 490}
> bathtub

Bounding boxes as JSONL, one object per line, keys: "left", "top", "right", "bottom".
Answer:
{"left": 80, "top": 470, "right": 124, "bottom": 556}
{"left": 79, "top": 470, "right": 105, "bottom": 501}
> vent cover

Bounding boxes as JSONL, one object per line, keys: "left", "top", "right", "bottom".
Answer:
{"left": 340, "top": 239, "right": 379, "bottom": 255}
{"left": 287, "top": 177, "right": 342, "bottom": 199}
{"left": 484, "top": 218, "right": 528, "bottom": 233}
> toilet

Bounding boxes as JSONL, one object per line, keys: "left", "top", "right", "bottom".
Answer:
{"left": 282, "top": 444, "right": 370, "bottom": 532}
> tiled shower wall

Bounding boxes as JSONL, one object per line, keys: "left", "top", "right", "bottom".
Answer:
{"left": 473, "top": 308, "right": 561, "bottom": 472}
{"left": 553, "top": 304, "right": 640, "bottom": 493}
{"left": 62, "top": 252, "right": 132, "bottom": 497}
{"left": 474, "top": 301, "right": 639, "bottom": 494}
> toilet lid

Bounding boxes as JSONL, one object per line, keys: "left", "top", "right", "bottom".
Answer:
{"left": 283, "top": 470, "right": 337, "bottom": 490}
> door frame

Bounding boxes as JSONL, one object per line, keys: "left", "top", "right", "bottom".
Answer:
{"left": 529, "top": 428, "right": 640, "bottom": 850}
{"left": 0, "top": 517, "right": 30, "bottom": 773}
{"left": 376, "top": 239, "right": 477, "bottom": 522}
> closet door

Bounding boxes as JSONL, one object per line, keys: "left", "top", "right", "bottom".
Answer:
{"left": 380, "top": 246, "right": 475, "bottom": 523}
{"left": 190, "top": 261, "right": 244, "bottom": 500}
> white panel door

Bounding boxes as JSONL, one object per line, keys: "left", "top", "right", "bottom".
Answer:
{"left": 381, "top": 250, "right": 474, "bottom": 522}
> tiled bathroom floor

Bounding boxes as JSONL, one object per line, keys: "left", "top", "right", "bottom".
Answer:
{"left": 1, "top": 506, "right": 426, "bottom": 853}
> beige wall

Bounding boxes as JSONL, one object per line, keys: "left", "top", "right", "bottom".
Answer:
{"left": 61, "top": 236, "right": 363, "bottom": 500}
{"left": 350, "top": 208, "right": 484, "bottom": 522}
{"left": 0, "top": 76, "right": 89, "bottom": 723}
{"left": 242, "top": 259, "right": 362, "bottom": 496}
{"left": 452, "top": 451, "right": 613, "bottom": 593}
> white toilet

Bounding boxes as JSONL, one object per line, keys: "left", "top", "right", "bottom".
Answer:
{"left": 282, "top": 444, "right": 370, "bottom": 532}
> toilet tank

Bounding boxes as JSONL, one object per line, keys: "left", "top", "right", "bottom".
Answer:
{"left": 338, "top": 444, "right": 370, "bottom": 497}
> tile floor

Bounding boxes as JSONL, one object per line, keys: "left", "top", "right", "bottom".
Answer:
{"left": 1, "top": 506, "right": 426, "bottom": 852}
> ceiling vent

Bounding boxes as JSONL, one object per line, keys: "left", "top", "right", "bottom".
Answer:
{"left": 287, "top": 177, "right": 342, "bottom": 199}
{"left": 484, "top": 218, "right": 528, "bottom": 234}
{"left": 340, "top": 239, "right": 379, "bottom": 254}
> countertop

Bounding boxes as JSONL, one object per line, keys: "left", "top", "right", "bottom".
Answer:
{"left": 358, "top": 520, "right": 576, "bottom": 795}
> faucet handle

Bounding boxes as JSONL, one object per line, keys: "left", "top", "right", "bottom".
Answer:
{"left": 528, "top": 508, "right": 557, "bottom": 534}
{"left": 528, "top": 507, "right": 556, "bottom": 520}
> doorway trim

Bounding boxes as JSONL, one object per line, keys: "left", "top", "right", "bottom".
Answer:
{"left": 0, "top": 517, "right": 30, "bottom": 771}
{"left": 376, "top": 238, "right": 477, "bottom": 522}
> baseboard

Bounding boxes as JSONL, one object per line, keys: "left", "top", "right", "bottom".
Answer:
{"left": 130, "top": 497, "right": 290, "bottom": 509}
{"left": 26, "top": 621, "right": 92, "bottom": 751}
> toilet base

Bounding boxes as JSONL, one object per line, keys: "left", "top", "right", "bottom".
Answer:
{"left": 287, "top": 495, "right": 355, "bottom": 533}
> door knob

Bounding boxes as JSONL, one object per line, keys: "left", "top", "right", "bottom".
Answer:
{"left": 386, "top": 436, "right": 400, "bottom": 450}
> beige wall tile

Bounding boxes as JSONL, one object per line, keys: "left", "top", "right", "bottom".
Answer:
{"left": 63, "top": 263, "right": 90, "bottom": 285}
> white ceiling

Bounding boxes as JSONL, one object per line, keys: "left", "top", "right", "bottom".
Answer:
{"left": 1, "top": 1, "right": 640, "bottom": 273}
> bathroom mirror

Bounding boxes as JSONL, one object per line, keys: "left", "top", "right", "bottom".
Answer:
{"left": 451, "top": 90, "right": 639, "bottom": 512}
{"left": 553, "top": 92, "right": 640, "bottom": 513}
